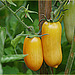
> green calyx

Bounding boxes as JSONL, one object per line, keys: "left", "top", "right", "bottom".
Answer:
{"left": 15, "top": 4, "right": 38, "bottom": 23}
{"left": 39, "top": 14, "right": 53, "bottom": 23}
{"left": 39, "top": 12, "right": 63, "bottom": 23}
{"left": 39, "top": 0, "right": 69, "bottom": 23}
{"left": 27, "top": 26, "right": 35, "bottom": 35}
{"left": 24, "top": 4, "right": 38, "bottom": 22}
{"left": 53, "top": 0, "right": 69, "bottom": 22}
{"left": 39, "top": 9, "right": 67, "bottom": 23}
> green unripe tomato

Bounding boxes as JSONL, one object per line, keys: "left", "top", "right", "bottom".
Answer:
{"left": 64, "top": 1, "right": 75, "bottom": 43}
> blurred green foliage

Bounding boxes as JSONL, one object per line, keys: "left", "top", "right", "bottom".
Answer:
{"left": 3, "top": 65, "right": 19, "bottom": 74}
{"left": 0, "top": 27, "right": 6, "bottom": 74}
{"left": 0, "top": 1, "right": 74, "bottom": 74}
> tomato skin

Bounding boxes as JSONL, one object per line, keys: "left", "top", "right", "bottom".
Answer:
{"left": 23, "top": 37, "right": 43, "bottom": 71}
{"left": 64, "top": 1, "right": 75, "bottom": 43}
{"left": 42, "top": 21, "right": 62, "bottom": 68}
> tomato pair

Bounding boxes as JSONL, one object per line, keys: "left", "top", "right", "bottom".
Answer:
{"left": 23, "top": 21, "right": 62, "bottom": 71}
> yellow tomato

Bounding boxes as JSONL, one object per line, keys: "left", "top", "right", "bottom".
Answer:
{"left": 42, "top": 21, "right": 62, "bottom": 68}
{"left": 23, "top": 36, "right": 43, "bottom": 71}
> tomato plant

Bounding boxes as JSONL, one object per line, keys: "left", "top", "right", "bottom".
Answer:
{"left": 0, "top": 0, "right": 75, "bottom": 74}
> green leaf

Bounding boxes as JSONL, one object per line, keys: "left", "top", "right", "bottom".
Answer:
{"left": 26, "top": 29, "right": 32, "bottom": 34}
{"left": 11, "top": 31, "right": 24, "bottom": 48}
{"left": 1, "top": 0, "right": 5, "bottom": 2}
{"left": 7, "top": 0, "right": 17, "bottom": 6}
{"left": 9, "top": 14, "right": 18, "bottom": 32}
{"left": 18, "top": 37, "right": 25, "bottom": 44}
{"left": 0, "top": 27, "right": 6, "bottom": 62}
{"left": 1, "top": 54, "right": 28, "bottom": 63}
{"left": 5, "top": 16, "right": 13, "bottom": 40}
{"left": 0, "top": 27, "right": 6, "bottom": 74}
{"left": 21, "top": 13, "right": 25, "bottom": 19}
{"left": 33, "top": 19, "right": 39, "bottom": 33}
{"left": 26, "top": 4, "right": 29, "bottom": 10}
{"left": 4, "top": 47, "right": 14, "bottom": 55}
{"left": 17, "top": 34, "right": 29, "bottom": 36}
{"left": 71, "top": 70, "right": 75, "bottom": 74}
{"left": 26, "top": 12, "right": 33, "bottom": 22}
{"left": 3, "top": 66, "right": 19, "bottom": 74}
{"left": 28, "top": 10, "right": 38, "bottom": 14}
{"left": 0, "top": 63, "right": 3, "bottom": 74}
{"left": 61, "top": 26, "right": 67, "bottom": 44}
{"left": 62, "top": 44, "right": 71, "bottom": 64}
{"left": 58, "top": 72, "right": 64, "bottom": 74}
{"left": 26, "top": 69, "right": 33, "bottom": 75}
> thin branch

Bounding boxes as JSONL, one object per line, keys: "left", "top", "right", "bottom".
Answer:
{"left": 1, "top": 1, "right": 35, "bottom": 34}
{"left": 15, "top": 6, "right": 25, "bottom": 13}
{"left": 3, "top": 3, "right": 29, "bottom": 29}
{"left": 51, "top": 67, "right": 53, "bottom": 74}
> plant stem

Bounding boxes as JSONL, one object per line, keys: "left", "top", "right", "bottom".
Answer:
{"left": 54, "top": 0, "right": 68, "bottom": 16}
{"left": 51, "top": 11, "right": 54, "bottom": 21}
{"left": 15, "top": 6, "right": 25, "bottom": 13}
{"left": 38, "top": 0, "right": 52, "bottom": 74}
{"left": 64, "top": 27, "right": 75, "bottom": 74}
{"left": 48, "top": 67, "right": 53, "bottom": 75}
{"left": 51, "top": 67, "right": 53, "bottom": 74}
{"left": 1, "top": 1, "right": 35, "bottom": 34}
{"left": 4, "top": 3, "right": 29, "bottom": 29}
{"left": 14, "top": 48, "right": 17, "bottom": 54}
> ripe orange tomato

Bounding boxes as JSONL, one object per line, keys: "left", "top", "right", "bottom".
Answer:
{"left": 42, "top": 21, "right": 62, "bottom": 68}
{"left": 23, "top": 36, "right": 43, "bottom": 71}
